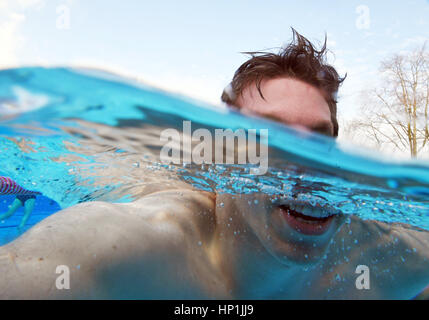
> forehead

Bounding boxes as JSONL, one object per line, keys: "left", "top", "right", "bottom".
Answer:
{"left": 236, "top": 77, "right": 332, "bottom": 130}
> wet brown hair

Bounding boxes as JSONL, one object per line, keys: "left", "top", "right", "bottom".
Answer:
{"left": 221, "top": 28, "right": 345, "bottom": 137}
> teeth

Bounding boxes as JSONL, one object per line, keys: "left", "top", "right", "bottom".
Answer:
{"left": 301, "top": 206, "right": 313, "bottom": 216}
{"left": 280, "top": 200, "right": 338, "bottom": 218}
{"left": 295, "top": 216, "right": 319, "bottom": 224}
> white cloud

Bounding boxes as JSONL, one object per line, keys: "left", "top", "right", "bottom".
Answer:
{"left": 16, "top": 0, "right": 44, "bottom": 9}
{"left": 70, "top": 58, "right": 228, "bottom": 106}
{"left": 144, "top": 72, "right": 227, "bottom": 106}
{"left": 0, "top": 13, "right": 25, "bottom": 68}
{"left": 0, "top": 0, "right": 45, "bottom": 69}
{"left": 400, "top": 36, "right": 428, "bottom": 49}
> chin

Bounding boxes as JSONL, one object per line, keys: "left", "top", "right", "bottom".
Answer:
{"left": 257, "top": 202, "right": 346, "bottom": 267}
{"left": 264, "top": 233, "right": 334, "bottom": 267}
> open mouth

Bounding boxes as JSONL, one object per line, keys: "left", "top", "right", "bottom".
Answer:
{"left": 279, "top": 204, "right": 335, "bottom": 236}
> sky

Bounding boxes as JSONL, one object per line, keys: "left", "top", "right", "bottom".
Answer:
{"left": 0, "top": 0, "right": 428, "bottom": 124}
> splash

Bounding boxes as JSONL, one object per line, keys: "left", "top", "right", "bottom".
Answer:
{"left": 0, "top": 67, "right": 428, "bottom": 230}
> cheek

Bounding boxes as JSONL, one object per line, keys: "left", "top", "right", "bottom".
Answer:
{"left": 237, "top": 198, "right": 274, "bottom": 231}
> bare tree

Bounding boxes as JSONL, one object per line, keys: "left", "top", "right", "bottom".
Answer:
{"left": 352, "top": 43, "right": 429, "bottom": 158}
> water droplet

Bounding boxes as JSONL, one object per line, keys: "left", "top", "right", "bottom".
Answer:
{"left": 387, "top": 179, "right": 399, "bottom": 189}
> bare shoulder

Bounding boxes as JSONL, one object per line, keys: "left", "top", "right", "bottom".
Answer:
{"left": 130, "top": 189, "right": 217, "bottom": 240}
{"left": 317, "top": 216, "right": 429, "bottom": 298}
{"left": 0, "top": 189, "right": 217, "bottom": 298}
{"left": 342, "top": 216, "right": 429, "bottom": 261}
{"left": 6, "top": 189, "right": 216, "bottom": 254}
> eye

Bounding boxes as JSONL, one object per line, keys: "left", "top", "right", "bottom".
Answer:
{"left": 311, "top": 124, "right": 333, "bottom": 137}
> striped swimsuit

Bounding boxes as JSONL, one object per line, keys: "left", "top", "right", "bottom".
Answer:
{"left": 0, "top": 176, "right": 41, "bottom": 202}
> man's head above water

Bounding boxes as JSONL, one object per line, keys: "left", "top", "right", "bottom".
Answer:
{"left": 221, "top": 29, "right": 345, "bottom": 137}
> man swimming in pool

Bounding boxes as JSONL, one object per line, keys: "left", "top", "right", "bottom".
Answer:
{"left": 0, "top": 176, "right": 40, "bottom": 232}
{"left": 1, "top": 30, "right": 429, "bottom": 299}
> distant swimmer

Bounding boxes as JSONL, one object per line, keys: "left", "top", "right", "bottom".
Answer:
{"left": 0, "top": 176, "right": 41, "bottom": 231}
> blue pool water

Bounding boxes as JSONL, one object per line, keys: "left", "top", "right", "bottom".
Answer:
{"left": 0, "top": 67, "right": 429, "bottom": 247}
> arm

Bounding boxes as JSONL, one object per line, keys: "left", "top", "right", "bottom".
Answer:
{"left": 0, "top": 190, "right": 216, "bottom": 299}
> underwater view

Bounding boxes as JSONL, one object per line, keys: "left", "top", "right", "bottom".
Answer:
{"left": 1, "top": 67, "right": 429, "bottom": 299}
